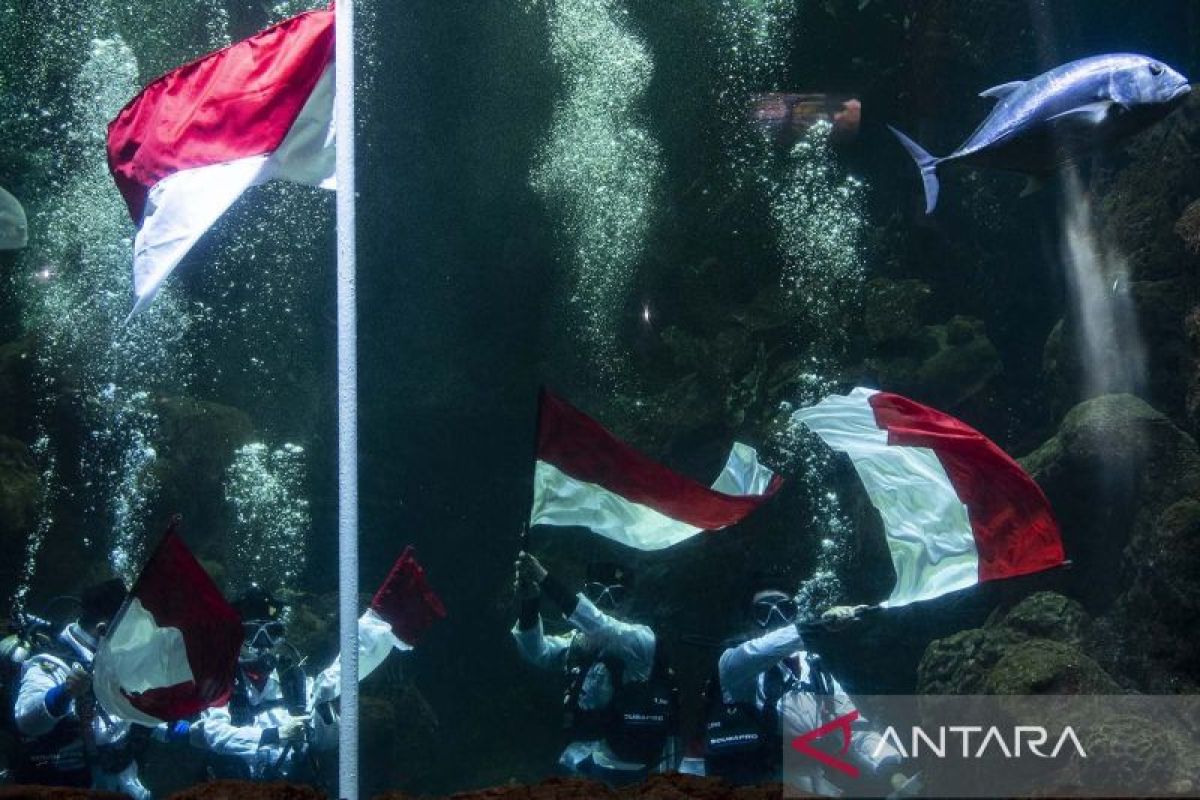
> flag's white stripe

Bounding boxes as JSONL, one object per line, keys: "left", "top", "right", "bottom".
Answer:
{"left": 795, "top": 388, "right": 979, "bottom": 607}
{"left": 711, "top": 441, "right": 777, "bottom": 496}
{"left": 93, "top": 597, "right": 195, "bottom": 726}
{"left": 129, "top": 63, "right": 336, "bottom": 317}
{"left": 531, "top": 461, "right": 705, "bottom": 550}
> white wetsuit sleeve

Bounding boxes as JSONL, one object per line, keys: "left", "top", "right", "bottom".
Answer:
{"left": 512, "top": 616, "right": 572, "bottom": 670}
{"left": 718, "top": 625, "right": 805, "bottom": 705}
{"left": 15, "top": 658, "right": 69, "bottom": 737}
{"left": 567, "top": 596, "right": 656, "bottom": 680}
{"left": 200, "top": 704, "right": 264, "bottom": 759}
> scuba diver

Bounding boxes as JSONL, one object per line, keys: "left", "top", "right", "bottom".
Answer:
{"left": 10, "top": 579, "right": 153, "bottom": 798}
{"left": 512, "top": 552, "right": 680, "bottom": 786}
{"left": 190, "top": 586, "right": 337, "bottom": 783}
{"left": 707, "top": 585, "right": 916, "bottom": 796}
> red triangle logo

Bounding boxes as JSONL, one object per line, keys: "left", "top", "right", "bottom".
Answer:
{"left": 790, "top": 709, "right": 861, "bottom": 778}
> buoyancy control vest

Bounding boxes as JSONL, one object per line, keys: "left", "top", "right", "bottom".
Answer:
{"left": 563, "top": 638, "right": 679, "bottom": 766}
{"left": 703, "top": 651, "right": 835, "bottom": 784}
{"left": 702, "top": 670, "right": 769, "bottom": 785}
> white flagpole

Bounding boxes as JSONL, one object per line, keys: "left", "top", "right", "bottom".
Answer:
{"left": 335, "top": 0, "right": 359, "bottom": 797}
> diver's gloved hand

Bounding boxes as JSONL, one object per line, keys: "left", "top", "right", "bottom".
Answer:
{"left": 516, "top": 552, "right": 548, "bottom": 585}
{"left": 514, "top": 552, "right": 544, "bottom": 600}
{"left": 514, "top": 576, "right": 540, "bottom": 600}
{"left": 65, "top": 666, "right": 92, "bottom": 698}
{"left": 278, "top": 714, "right": 310, "bottom": 744}
{"left": 820, "top": 604, "right": 869, "bottom": 630}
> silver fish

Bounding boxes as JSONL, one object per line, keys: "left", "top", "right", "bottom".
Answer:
{"left": 0, "top": 185, "right": 27, "bottom": 250}
{"left": 890, "top": 54, "right": 1191, "bottom": 213}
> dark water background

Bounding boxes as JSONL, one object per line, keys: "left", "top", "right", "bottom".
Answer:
{"left": 3, "top": 0, "right": 1200, "bottom": 796}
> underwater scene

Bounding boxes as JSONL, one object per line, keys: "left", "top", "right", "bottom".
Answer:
{"left": 1, "top": 0, "right": 1200, "bottom": 798}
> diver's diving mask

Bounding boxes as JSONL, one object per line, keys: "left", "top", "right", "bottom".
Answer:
{"left": 583, "top": 581, "right": 627, "bottom": 612}
{"left": 753, "top": 593, "right": 799, "bottom": 629}
{"left": 242, "top": 619, "right": 285, "bottom": 651}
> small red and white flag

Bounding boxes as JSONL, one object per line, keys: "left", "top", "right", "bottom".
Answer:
{"left": 107, "top": 5, "right": 336, "bottom": 317}
{"left": 531, "top": 389, "right": 783, "bottom": 550}
{"left": 314, "top": 546, "right": 447, "bottom": 699}
{"left": 795, "top": 387, "right": 1065, "bottom": 607}
{"left": 93, "top": 523, "right": 243, "bottom": 726}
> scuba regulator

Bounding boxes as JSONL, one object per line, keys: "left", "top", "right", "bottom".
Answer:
{"left": 1, "top": 611, "right": 55, "bottom": 685}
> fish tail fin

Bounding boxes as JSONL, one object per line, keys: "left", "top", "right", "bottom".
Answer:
{"left": 887, "top": 125, "right": 941, "bottom": 214}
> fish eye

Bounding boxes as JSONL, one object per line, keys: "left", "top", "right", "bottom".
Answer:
{"left": 1149, "top": 63, "right": 1164, "bottom": 77}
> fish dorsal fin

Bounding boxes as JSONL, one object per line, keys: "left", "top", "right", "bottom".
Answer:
{"left": 1047, "top": 101, "right": 1116, "bottom": 126}
{"left": 979, "top": 81, "right": 1026, "bottom": 101}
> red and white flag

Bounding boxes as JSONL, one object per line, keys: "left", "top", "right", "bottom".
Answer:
{"left": 531, "top": 389, "right": 784, "bottom": 550}
{"left": 314, "top": 546, "right": 447, "bottom": 699}
{"left": 93, "top": 524, "right": 243, "bottom": 726}
{"left": 107, "top": 5, "right": 336, "bottom": 317}
{"left": 796, "top": 387, "right": 1065, "bottom": 607}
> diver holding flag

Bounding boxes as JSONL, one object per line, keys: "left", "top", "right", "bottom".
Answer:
{"left": 11, "top": 580, "right": 154, "bottom": 798}
{"left": 704, "top": 585, "right": 916, "bottom": 796}
{"left": 190, "top": 546, "right": 446, "bottom": 786}
{"left": 512, "top": 551, "right": 681, "bottom": 785}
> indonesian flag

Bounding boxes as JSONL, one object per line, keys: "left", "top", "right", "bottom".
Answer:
{"left": 531, "top": 389, "right": 784, "bottom": 550}
{"left": 93, "top": 524, "right": 243, "bottom": 726}
{"left": 795, "top": 388, "right": 1065, "bottom": 607}
{"left": 314, "top": 546, "right": 447, "bottom": 699}
{"left": 107, "top": 5, "right": 336, "bottom": 317}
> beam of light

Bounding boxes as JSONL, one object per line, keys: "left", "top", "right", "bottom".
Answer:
{"left": 1059, "top": 170, "right": 1146, "bottom": 399}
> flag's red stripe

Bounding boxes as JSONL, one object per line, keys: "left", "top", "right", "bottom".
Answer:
{"left": 123, "top": 527, "right": 243, "bottom": 721}
{"left": 868, "top": 392, "right": 1064, "bottom": 582}
{"left": 536, "top": 389, "right": 783, "bottom": 531}
{"left": 107, "top": 8, "right": 334, "bottom": 223}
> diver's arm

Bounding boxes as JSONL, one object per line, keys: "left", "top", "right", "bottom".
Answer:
{"left": 199, "top": 705, "right": 269, "bottom": 758}
{"left": 14, "top": 657, "right": 71, "bottom": 737}
{"left": 309, "top": 704, "right": 338, "bottom": 751}
{"left": 302, "top": 675, "right": 338, "bottom": 751}
{"left": 566, "top": 595, "right": 656, "bottom": 676}
{"left": 717, "top": 624, "right": 806, "bottom": 704}
{"left": 511, "top": 615, "right": 572, "bottom": 670}
{"left": 517, "top": 595, "right": 541, "bottom": 631}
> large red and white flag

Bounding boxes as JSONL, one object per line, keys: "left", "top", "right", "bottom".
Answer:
{"left": 314, "top": 546, "right": 447, "bottom": 699}
{"left": 796, "top": 387, "right": 1065, "bottom": 607}
{"left": 93, "top": 523, "right": 243, "bottom": 726}
{"left": 107, "top": 5, "right": 336, "bottom": 317}
{"left": 532, "top": 389, "right": 783, "bottom": 550}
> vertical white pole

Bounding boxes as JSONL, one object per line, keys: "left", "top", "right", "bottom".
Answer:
{"left": 334, "top": 0, "right": 359, "bottom": 798}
